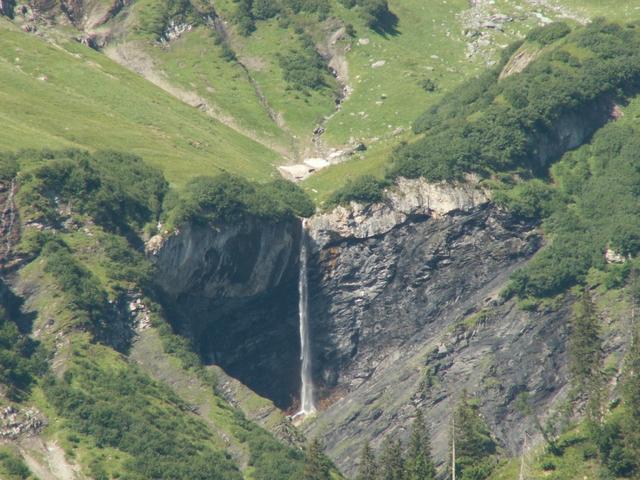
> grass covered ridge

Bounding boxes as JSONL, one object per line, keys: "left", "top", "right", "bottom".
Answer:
{"left": 0, "top": 21, "right": 282, "bottom": 186}
{"left": 0, "top": 149, "right": 327, "bottom": 479}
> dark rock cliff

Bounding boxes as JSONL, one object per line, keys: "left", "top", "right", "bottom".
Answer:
{"left": 146, "top": 177, "right": 629, "bottom": 476}
{"left": 300, "top": 179, "right": 547, "bottom": 472}
{"left": 147, "top": 218, "right": 303, "bottom": 409}
{"left": 300, "top": 178, "right": 628, "bottom": 476}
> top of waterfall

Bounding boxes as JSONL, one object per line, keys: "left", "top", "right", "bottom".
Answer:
{"left": 307, "top": 177, "right": 489, "bottom": 245}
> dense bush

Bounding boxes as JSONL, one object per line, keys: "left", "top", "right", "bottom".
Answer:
{"left": 42, "top": 240, "right": 111, "bottom": 331}
{"left": 357, "top": 0, "right": 391, "bottom": 29}
{"left": 0, "top": 154, "right": 17, "bottom": 181}
{"left": 44, "top": 346, "right": 243, "bottom": 480}
{"left": 504, "top": 119, "right": 640, "bottom": 298}
{"left": 233, "top": 0, "right": 331, "bottom": 35}
{"left": 420, "top": 78, "right": 437, "bottom": 92}
{"left": 101, "top": 234, "right": 155, "bottom": 287}
{"left": 0, "top": 448, "right": 32, "bottom": 480}
{"left": 284, "top": 0, "right": 330, "bottom": 17}
{"left": 166, "top": 173, "right": 314, "bottom": 227}
{"left": 233, "top": 411, "right": 306, "bottom": 479}
{"left": 492, "top": 179, "right": 560, "bottom": 220}
{"left": 233, "top": 0, "right": 256, "bottom": 35}
{"left": 15, "top": 149, "right": 167, "bottom": 234}
{"left": 0, "top": 278, "right": 47, "bottom": 401}
{"left": 0, "top": 304, "right": 44, "bottom": 401}
{"left": 339, "top": 0, "right": 391, "bottom": 29}
{"left": 395, "top": 20, "right": 640, "bottom": 183}
{"left": 327, "top": 175, "right": 389, "bottom": 206}
{"left": 278, "top": 34, "right": 327, "bottom": 91}
{"left": 526, "top": 22, "right": 571, "bottom": 45}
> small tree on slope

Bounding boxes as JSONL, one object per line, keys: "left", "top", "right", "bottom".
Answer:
{"left": 355, "top": 442, "right": 377, "bottom": 480}
{"left": 303, "top": 438, "right": 331, "bottom": 480}
{"left": 406, "top": 410, "right": 436, "bottom": 480}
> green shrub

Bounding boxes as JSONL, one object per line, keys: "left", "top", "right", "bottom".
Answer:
{"left": 399, "top": 21, "right": 640, "bottom": 183}
{"left": 527, "top": 22, "right": 571, "bottom": 45}
{"left": 43, "top": 347, "right": 243, "bottom": 480}
{"left": 0, "top": 280, "right": 47, "bottom": 401}
{"left": 420, "top": 78, "right": 437, "bottom": 92}
{"left": 492, "top": 179, "right": 560, "bottom": 220}
{"left": 166, "top": 173, "right": 314, "bottom": 227}
{"left": 505, "top": 119, "right": 640, "bottom": 298}
{"left": 252, "top": 0, "right": 280, "bottom": 19}
{"left": 327, "top": 175, "right": 389, "bottom": 206}
{"left": 220, "top": 42, "right": 237, "bottom": 62}
{"left": 233, "top": 0, "right": 255, "bottom": 36}
{"left": 101, "top": 234, "right": 155, "bottom": 287}
{"left": 541, "top": 460, "right": 556, "bottom": 471}
{"left": 278, "top": 35, "right": 327, "bottom": 91}
{"left": 0, "top": 448, "right": 32, "bottom": 480}
{"left": 0, "top": 154, "right": 17, "bottom": 181}
{"left": 15, "top": 149, "right": 168, "bottom": 234}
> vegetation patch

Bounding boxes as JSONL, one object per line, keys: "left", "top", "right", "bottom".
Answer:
{"left": 164, "top": 173, "right": 315, "bottom": 227}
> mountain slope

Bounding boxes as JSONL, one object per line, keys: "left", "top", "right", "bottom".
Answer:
{"left": 0, "top": 20, "right": 281, "bottom": 186}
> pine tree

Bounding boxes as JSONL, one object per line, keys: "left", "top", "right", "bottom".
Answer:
{"left": 568, "top": 291, "right": 602, "bottom": 394}
{"left": 378, "top": 436, "right": 405, "bottom": 480}
{"left": 356, "top": 441, "right": 377, "bottom": 480}
{"left": 406, "top": 410, "right": 436, "bottom": 480}
{"left": 303, "top": 438, "right": 331, "bottom": 480}
{"left": 453, "top": 391, "right": 496, "bottom": 479}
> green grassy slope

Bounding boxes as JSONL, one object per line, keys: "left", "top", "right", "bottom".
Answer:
{"left": 0, "top": 20, "right": 282, "bottom": 186}
{"left": 0, "top": 151, "right": 324, "bottom": 480}
{"left": 301, "top": 0, "right": 593, "bottom": 198}
{"left": 88, "top": 0, "right": 597, "bottom": 198}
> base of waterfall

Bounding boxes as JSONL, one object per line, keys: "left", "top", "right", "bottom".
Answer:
{"left": 290, "top": 408, "right": 317, "bottom": 426}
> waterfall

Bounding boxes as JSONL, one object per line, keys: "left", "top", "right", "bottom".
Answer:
{"left": 297, "top": 222, "right": 316, "bottom": 416}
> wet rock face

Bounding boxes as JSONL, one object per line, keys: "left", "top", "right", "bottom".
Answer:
{"left": 148, "top": 218, "right": 302, "bottom": 409}
{"left": 302, "top": 182, "right": 562, "bottom": 475}
{"left": 306, "top": 203, "right": 538, "bottom": 397}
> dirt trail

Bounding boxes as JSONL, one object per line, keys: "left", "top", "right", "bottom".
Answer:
{"left": 20, "top": 438, "right": 84, "bottom": 480}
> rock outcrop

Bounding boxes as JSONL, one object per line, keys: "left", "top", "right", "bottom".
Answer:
{"left": 532, "top": 95, "right": 616, "bottom": 168}
{"left": 147, "top": 218, "right": 303, "bottom": 408}
{"left": 299, "top": 178, "right": 628, "bottom": 476}
{"left": 146, "top": 177, "right": 630, "bottom": 476}
{"left": 297, "top": 179, "right": 542, "bottom": 473}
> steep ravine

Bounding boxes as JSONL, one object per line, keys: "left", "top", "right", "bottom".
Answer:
{"left": 147, "top": 178, "right": 629, "bottom": 476}
{"left": 147, "top": 218, "right": 303, "bottom": 408}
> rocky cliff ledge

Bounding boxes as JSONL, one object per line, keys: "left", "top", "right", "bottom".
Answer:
{"left": 147, "top": 218, "right": 302, "bottom": 408}
{"left": 145, "top": 177, "right": 629, "bottom": 476}
{"left": 303, "top": 178, "right": 562, "bottom": 474}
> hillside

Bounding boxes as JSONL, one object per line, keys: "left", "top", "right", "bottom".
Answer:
{"left": 5, "top": 0, "right": 638, "bottom": 196}
{"left": 2, "top": 2, "right": 640, "bottom": 480}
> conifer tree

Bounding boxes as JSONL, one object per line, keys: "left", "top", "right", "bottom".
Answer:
{"left": 303, "top": 438, "right": 331, "bottom": 480}
{"left": 378, "top": 436, "right": 405, "bottom": 480}
{"left": 452, "top": 391, "right": 496, "bottom": 479}
{"left": 568, "top": 291, "right": 602, "bottom": 394}
{"left": 406, "top": 410, "right": 436, "bottom": 480}
{"left": 356, "top": 441, "right": 377, "bottom": 480}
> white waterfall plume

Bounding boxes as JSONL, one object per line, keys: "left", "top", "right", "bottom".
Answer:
{"left": 297, "top": 221, "right": 315, "bottom": 416}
